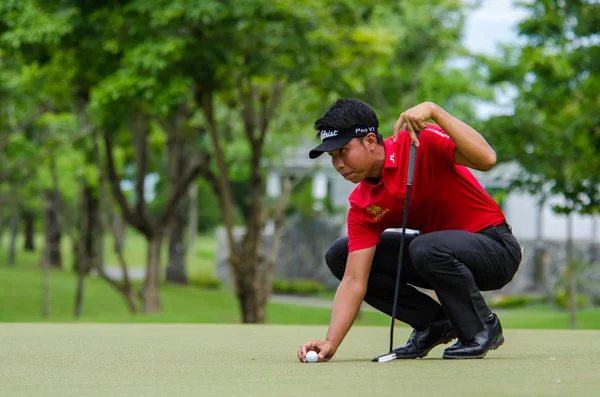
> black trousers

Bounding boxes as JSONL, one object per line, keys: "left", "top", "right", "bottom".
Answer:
{"left": 325, "top": 223, "right": 522, "bottom": 342}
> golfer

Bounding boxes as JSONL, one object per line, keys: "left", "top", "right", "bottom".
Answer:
{"left": 297, "top": 99, "right": 522, "bottom": 362}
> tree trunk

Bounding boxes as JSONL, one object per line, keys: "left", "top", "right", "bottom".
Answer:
{"left": 74, "top": 255, "right": 86, "bottom": 318}
{"left": 533, "top": 200, "right": 548, "bottom": 292}
{"left": 566, "top": 214, "right": 576, "bottom": 329}
{"left": 44, "top": 190, "right": 62, "bottom": 269}
{"left": 41, "top": 202, "right": 51, "bottom": 318}
{"left": 236, "top": 258, "right": 266, "bottom": 323}
{"left": 85, "top": 186, "right": 100, "bottom": 273}
{"left": 166, "top": 201, "right": 188, "bottom": 284}
{"left": 113, "top": 212, "right": 126, "bottom": 252}
{"left": 8, "top": 214, "right": 18, "bottom": 266}
{"left": 198, "top": 83, "right": 287, "bottom": 324}
{"left": 42, "top": 248, "right": 51, "bottom": 318}
{"left": 93, "top": 128, "right": 137, "bottom": 313}
{"left": 23, "top": 210, "right": 35, "bottom": 252}
{"left": 144, "top": 235, "right": 163, "bottom": 313}
{"left": 101, "top": 194, "right": 138, "bottom": 314}
{"left": 98, "top": 232, "right": 105, "bottom": 270}
{"left": 74, "top": 185, "right": 99, "bottom": 318}
{"left": 590, "top": 216, "right": 598, "bottom": 263}
{"left": 236, "top": 165, "right": 268, "bottom": 323}
{"left": 187, "top": 182, "right": 198, "bottom": 257}
{"left": 0, "top": 208, "right": 4, "bottom": 260}
{"left": 165, "top": 132, "right": 189, "bottom": 285}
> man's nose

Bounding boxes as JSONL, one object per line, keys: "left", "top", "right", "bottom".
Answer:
{"left": 332, "top": 156, "right": 345, "bottom": 171}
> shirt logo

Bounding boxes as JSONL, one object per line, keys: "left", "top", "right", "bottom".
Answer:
{"left": 366, "top": 204, "right": 390, "bottom": 221}
{"left": 426, "top": 127, "right": 449, "bottom": 139}
{"left": 389, "top": 153, "right": 395, "bottom": 163}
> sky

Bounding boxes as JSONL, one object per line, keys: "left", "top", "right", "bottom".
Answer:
{"left": 462, "top": 1, "right": 531, "bottom": 117}
{"left": 463, "top": 0, "right": 529, "bottom": 56}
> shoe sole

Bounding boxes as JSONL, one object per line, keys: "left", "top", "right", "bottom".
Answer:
{"left": 394, "top": 332, "right": 457, "bottom": 359}
{"left": 441, "top": 336, "right": 505, "bottom": 360}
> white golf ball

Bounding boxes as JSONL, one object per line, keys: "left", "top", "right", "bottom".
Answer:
{"left": 306, "top": 351, "right": 318, "bottom": 363}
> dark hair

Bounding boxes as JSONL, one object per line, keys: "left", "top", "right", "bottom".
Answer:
{"left": 314, "top": 98, "right": 383, "bottom": 144}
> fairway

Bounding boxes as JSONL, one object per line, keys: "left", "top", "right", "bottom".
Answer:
{"left": 1, "top": 324, "right": 599, "bottom": 397}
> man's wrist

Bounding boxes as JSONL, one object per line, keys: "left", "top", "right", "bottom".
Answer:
{"left": 429, "top": 102, "right": 443, "bottom": 122}
{"left": 324, "top": 339, "right": 338, "bottom": 351}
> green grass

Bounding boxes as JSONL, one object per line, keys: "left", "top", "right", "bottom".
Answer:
{"left": 3, "top": 229, "right": 600, "bottom": 328}
{"left": 1, "top": 324, "right": 599, "bottom": 397}
{"left": 7, "top": 229, "right": 217, "bottom": 277}
{"left": 0, "top": 262, "right": 390, "bottom": 325}
{"left": 1, "top": 262, "right": 600, "bottom": 328}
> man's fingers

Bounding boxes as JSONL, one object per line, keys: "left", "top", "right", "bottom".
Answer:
{"left": 317, "top": 347, "right": 329, "bottom": 361}
{"left": 299, "top": 341, "right": 322, "bottom": 362}
{"left": 410, "top": 121, "right": 421, "bottom": 146}
{"left": 301, "top": 342, "right": 310, "bottom": 356}
{"left": 393, "top": 115, "right": 405, "bottom": 139}
{"left": 409, "top": 119, "right": 422, "bottom": 133}
{"left": 404, "top": 121, "right": 419, "bottom": 147}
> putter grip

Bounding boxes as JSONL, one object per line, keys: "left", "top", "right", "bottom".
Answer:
{"left": 407, "top": 144, "right": 417, "bottom": 185}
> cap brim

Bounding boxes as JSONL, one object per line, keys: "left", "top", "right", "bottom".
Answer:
{"left": 309, "top": 137, "right": 353, "bottom": 159}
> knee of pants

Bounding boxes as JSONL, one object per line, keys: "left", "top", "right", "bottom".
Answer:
{"left": 325, "top": 237, "right": 349, "bottom": 281}
{"left": 408, "top": 235, "right": 452, "bottom": 276}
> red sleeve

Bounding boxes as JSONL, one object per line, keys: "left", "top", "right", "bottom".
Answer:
{"left": 347, "top": 205, "right": 386, "bottom": 253}
{"left": 418, "top": 123, "right": 456, "bottom": 164}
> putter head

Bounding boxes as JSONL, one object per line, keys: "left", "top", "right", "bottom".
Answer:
{"left": 372, "top": 352, "right": 397, "bottom": 363}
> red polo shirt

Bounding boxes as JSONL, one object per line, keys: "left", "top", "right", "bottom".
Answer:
{"left": 347, "top": 123, "right": 505, "bottom": 252}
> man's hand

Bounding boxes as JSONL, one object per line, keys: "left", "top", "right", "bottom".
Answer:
{"left": 393, "top": 102, "right": 438, "bottom": 146}
{"left": 297, "top": 340, "right": 336, "bottom": 363}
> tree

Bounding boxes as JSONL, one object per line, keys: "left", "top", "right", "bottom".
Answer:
{"left": 1, "top": 0, "right": 496, "bottom": 322}
{"left": 0, "top": 1, "right": 76, "bottom": 270}
{"left": 88, "top": 7, "right": 210, "bottom": 311}
{"left": 483, "top": 0, "right": 600, "bottom": 328}
{"left": 0, "top": 0, "right": 139, "bottom": 314}
{"left": 133, "top": 0, "right": 488, "bottom": 323}
{"left": 312, "top": 0, "right": 490, "bottom": 124}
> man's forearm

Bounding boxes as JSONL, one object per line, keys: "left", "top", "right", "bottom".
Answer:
{"left": 325, "top": 278, "right": 367, "bottom": 349}
{"left": 430, "top": 103, "right": 496, "bottom": 170}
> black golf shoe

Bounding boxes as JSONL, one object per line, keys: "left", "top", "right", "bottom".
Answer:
{"left": 442, "top": 313, "right": 504, "bottom": 359}
{"left": 392, "top": 318, "right": 456, "bottom": 359}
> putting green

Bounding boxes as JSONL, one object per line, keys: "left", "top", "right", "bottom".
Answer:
{"left": 1, "top": 324, "right": 599, "bottom": 396}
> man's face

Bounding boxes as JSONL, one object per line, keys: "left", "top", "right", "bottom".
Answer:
{"left": 328, "top": 136, "right": 374, "bottom": 184}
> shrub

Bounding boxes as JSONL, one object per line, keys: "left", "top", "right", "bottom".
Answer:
{"left": 272, "top": 279, "right": 329, "bottom": 296}
{"left": 554, "top": 290, "right": 591, "bottom": 310}
{"left": 188, "top": 273, "right": 222, "bottom": 289}
{"left": 488, "top": 294, "right": 536, "bottom": 309}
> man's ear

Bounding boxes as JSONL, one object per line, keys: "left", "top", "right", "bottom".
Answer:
{"left": 365, "top": 133, "right": 378, "bottom": 149}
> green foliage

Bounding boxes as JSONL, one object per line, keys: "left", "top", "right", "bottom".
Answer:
{"left": 0, "top": 0, "right": 505, "bottom": 319}
{"left": 309, "top": 0, "right": 490, "bottom": 125}
{"left": 188, "top": 271, "right": 222, "bottom": 290}
{"left": 552, "top": 258, "right": 597, "bottom": 309}
{"left": 271, "top": 279, "right": 331, "bottom": 296}
{"left": 195, "top": 180, "right": 222, "bottom": 232}
{"left": 285, "top": 176, "right": 342, "bottom": 218}
{"left": 149, "top": 178, "right": 222, "bottom": 232}
{"left": 483, "top": 0, "right": 600, "bottom": 215}
{"left": 554, "top": 290, "right": 591, "bottom": 310}
{"left": 488, "top": 294, "right": 547, "bottom": 309}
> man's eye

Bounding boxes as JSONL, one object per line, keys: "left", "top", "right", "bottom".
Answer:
{"left": 340, "top": 148, "right": 347, "bottom": 154}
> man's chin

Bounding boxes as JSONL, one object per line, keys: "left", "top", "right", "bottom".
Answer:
{"left": 343, "top": 173, "right": 362, "bottom": 183}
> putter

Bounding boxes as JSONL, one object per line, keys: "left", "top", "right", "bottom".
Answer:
{"left": 373, "top": 136, "right": 418, "bottom": 363}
